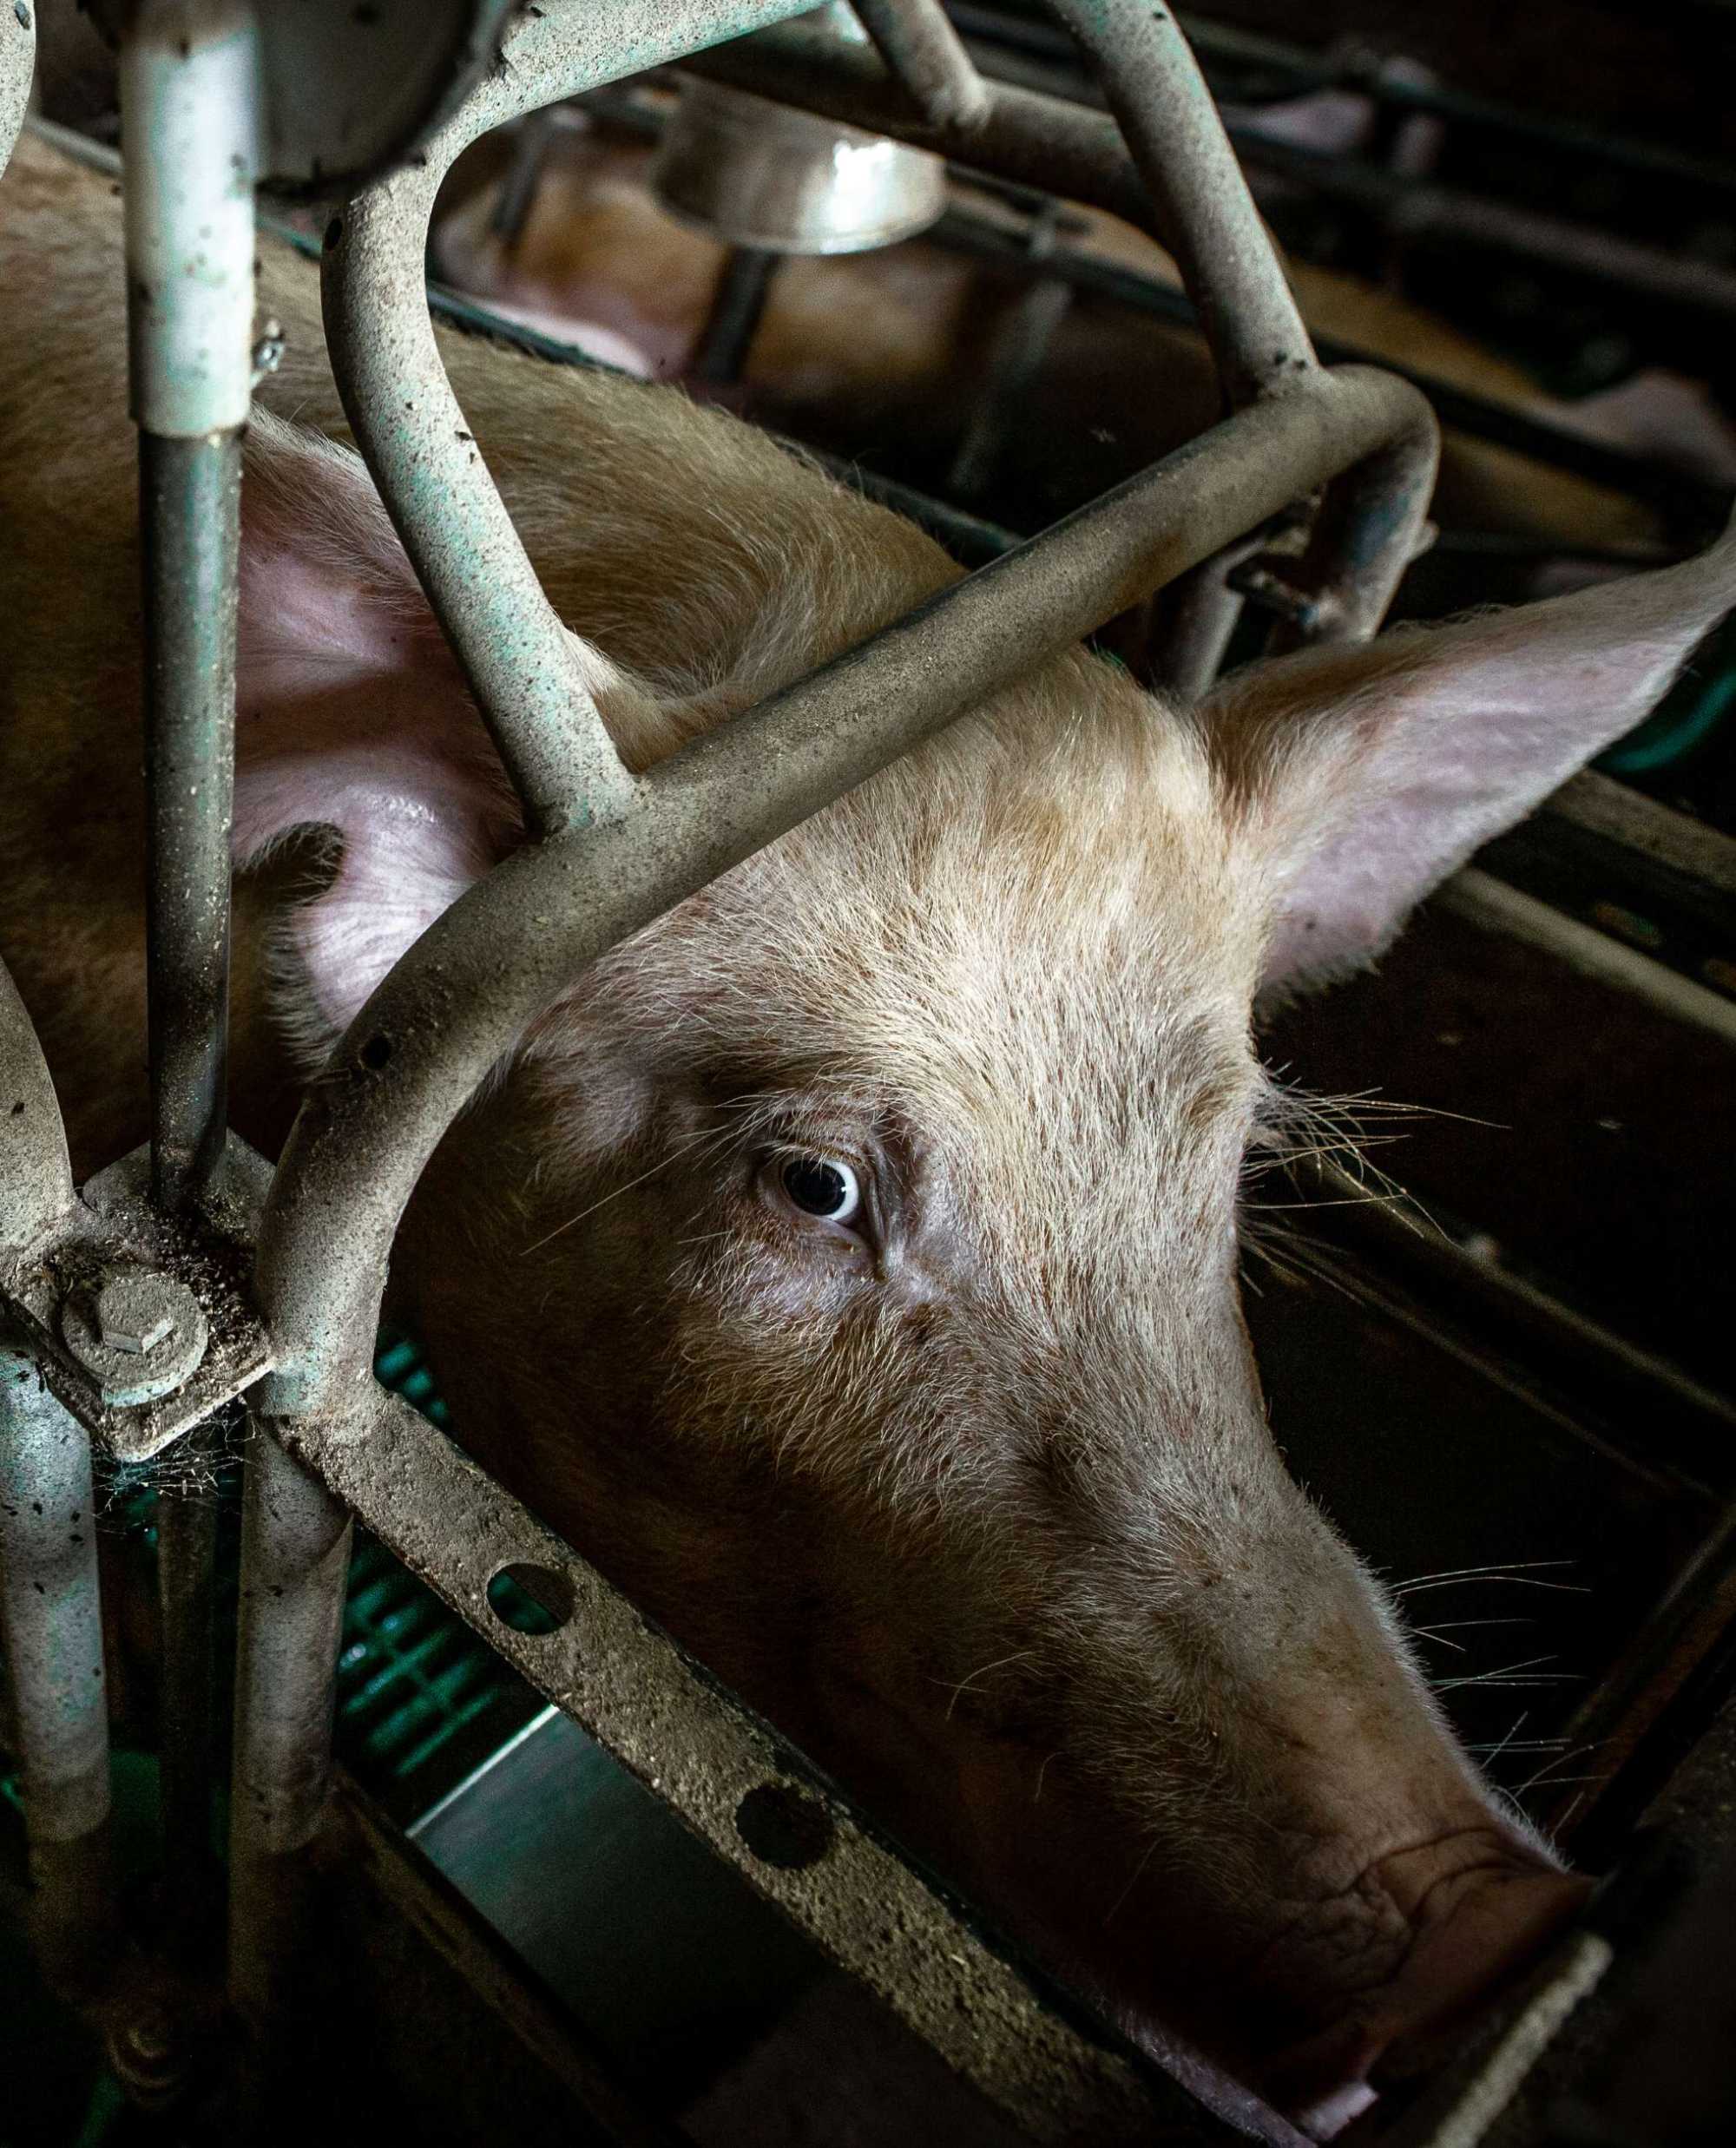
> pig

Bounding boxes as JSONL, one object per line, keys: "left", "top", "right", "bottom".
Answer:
{"left": 429, "top": 107, "right": 1677, "bottom": 555}
{"left": 3, "top": 126, "right": 1732, "bottom": 2135}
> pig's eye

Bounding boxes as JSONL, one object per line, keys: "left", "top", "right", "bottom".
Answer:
{"left": 779, "top": 1155, "right": 863, "bottom": 1225}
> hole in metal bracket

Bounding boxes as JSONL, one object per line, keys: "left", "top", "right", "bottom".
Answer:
{"left": 733, "top": 1782, "right": 836, "bottom": 1870}
{"left": 485, "top": 1560, "right": 575, "bottom": 1635}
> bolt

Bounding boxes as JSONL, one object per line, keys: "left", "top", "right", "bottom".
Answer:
{"left": 95, "top": 1275, "right": 176, "bottom": 1356}
{"left": 61, "top": 1268, "right": 208, "bottom": 1409}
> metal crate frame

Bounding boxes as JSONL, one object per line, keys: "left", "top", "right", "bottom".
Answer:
{"left": 0, "top": 3, "right": 1446, "bottom": 2140}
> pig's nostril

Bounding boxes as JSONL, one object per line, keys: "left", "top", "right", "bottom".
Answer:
{"left": 734, "top": 1783, "right": 836, "bottom": 1870}
{"left": 359, "top": 1032, "right": 392, "bottom": 1070}
{"left": 485, "top": 1560, "right": 575, "bottom": 1635}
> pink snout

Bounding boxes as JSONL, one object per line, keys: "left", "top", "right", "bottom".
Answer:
{"left": 1259, "top": 1848, "right": 1593, "bottom": 2136}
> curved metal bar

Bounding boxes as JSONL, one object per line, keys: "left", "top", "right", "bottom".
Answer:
{"left": 686, "top": 16, "right": 1170, "bottom": 253}
{"left": 257, "top": 365, "right": 1437, "bottom": 1422}
{"left": 851, "top": 0, "right": 991, "bottom": 131}
{"left": 319, "top": 0, "right": 819, "bottom": 839}
{"left": 685, "top": 4, "right": 1312, "bottom": 406}
{"left": 0, "top": 959, "right": 76, "bottom": 1259}
{"left": 1041, "top": 0, "right": 1313, "bottom": 406}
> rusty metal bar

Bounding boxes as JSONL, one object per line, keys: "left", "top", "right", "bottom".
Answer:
{"left": 268, "top": 1389, "right": 1211, "bottom": 2145}
{"left": 850, "top": 0, "right": 990, "bottom": 131}
{"left": 257, "top": 365, "right": 1436, "bottom": 1426}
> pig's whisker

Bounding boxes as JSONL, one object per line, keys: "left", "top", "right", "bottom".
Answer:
{"left": 1480, "top": 1711, "right": 1530, "bottom": 1769}
{"left": 1103, "top": 1836, "right": 1161, "bottom": 1927}
{"left": 1513, "top": 1743, "right": 1606, "bottom": 1798}
{"left": 522, "top": 1124, "right": 733, "bottom": 1253}
{"left": 1430, "top": 1655, "right": 1577, "bottom": 1694}
{"left": 1466, "top": 1738, "right": 1569, "bottom": 1756}
{"left": 1392, "top": 1561, "right": 1588, "bottom": 1600}
{"left": 936, "top": 1650, "right": 1038, "bottom": 1722}
{"left": 1410, "top": 1617, "right": 1535, "bottom": 1631}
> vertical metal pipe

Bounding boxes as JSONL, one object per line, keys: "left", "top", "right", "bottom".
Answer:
{"left": 1143, "top": 555, "right": 1248, "bottom": 701}
{"left": 121, "top": 1, "right": 259, "bottom": 1975}
{"left": 694, "top": 244, "right": 779, "bottom": 383}
{"left": 226, "top": 1430, "right": 352, "bottom": 2045}
{"left": 155, "top": 1430, "right": 220, "bottom": 1957}
{"left": 138, "top": 435, "right": 241, "bottom": 1214}
{"left": 945, "top": 201, "right": 1071, "bottom": 501}
{"left": 0, "top": 1334, "right": 114, "bottom": 1987}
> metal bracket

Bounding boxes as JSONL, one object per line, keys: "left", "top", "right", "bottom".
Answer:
{"left": 0, "top": 1135, "right": 274, "bottom": 1462}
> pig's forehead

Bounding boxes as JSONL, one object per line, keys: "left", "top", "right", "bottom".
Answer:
{"left": 602, "top": 686, "right": 1269, "bottom": 1172}
{"left": 626, "top": 672, "right": 1268, "bottom": 1023}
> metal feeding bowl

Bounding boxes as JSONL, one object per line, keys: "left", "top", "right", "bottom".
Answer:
{"left": 653, "top": 77, "right": 947, "bottom": 256}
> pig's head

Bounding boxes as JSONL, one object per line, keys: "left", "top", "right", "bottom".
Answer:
{"left": 233, "top": 413, "right": 1734, "bottom": 2132}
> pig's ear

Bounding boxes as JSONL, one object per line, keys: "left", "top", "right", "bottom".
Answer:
{"left": 231, "top": 412, "right": 656, "bottom": 1062}
{"left": 1199, "top": 522, "right": 1736, "bottom": 1005}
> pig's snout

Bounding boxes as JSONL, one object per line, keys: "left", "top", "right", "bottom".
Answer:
{"left": 1253, "top": 1830, "right": 1592, "bottom": 2135}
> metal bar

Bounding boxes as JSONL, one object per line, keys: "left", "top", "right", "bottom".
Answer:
{"left": 120, "top": 4, "right": 259, "bottom": 1990}
{"left": 1041, "top": 0, "right": 1313, "bottom": 406}
{"left": 922, "top": 200, "right": 1728, "bottom": 539}
{"left": 332, "top": 1773, "right": 753, "bottom": 2148}
{"left": 945, "top": 202, "right": 1073, "bottom": 499}
{"left": 684, "top": 16, "right": 1167, "bottom": 245}
{"left": 1299, "top": 1159, "right": 1736, "bottom": 1494}
{"left": 259, "top": 364, "right": 1433, "bottom": 1423}
{"left": 0, "top": 1331, "right": 113, "bottom": 1987}
{"left": 137, "top": 435, "right": 241, "bottom": 1212}
{"left": 1440, "top": 868, "right": 1736, "bottom": 1049}
{"left": 1141, "top": 554, "right": 1248, "bottom": 701}
{"left": 681, "top": 7, "right": 1430, "bottom": 676}
{"left": 0, "top": 0, "right": 31, "bottom": 183}
{"left": 155, "top": 1432, "right": 219, "bottom": 1958}
{"left": 276, "top": 1383, "right": 1212, "bottom": 2146}
{"left": 318, "top": 1, "right": 821, "bottom": 841}
{"left": 0, "top": 958, "right": 76, "bottom": 1258}
{"left": 227, "top": 1429, "right": 352, "bottom": 2044}
{"left": 690, "top": 4, "right": 1312, "bottom": 402}
{"left": 694, "top": 243, "right": 779, "bottom": 383}
{"left": 122, "top": 8, "right": 257, "bottom": 1213}
{"left": 850, "top": 0, "right": 990, "bottom": 130}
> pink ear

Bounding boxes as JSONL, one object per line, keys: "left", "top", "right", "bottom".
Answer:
{"left": 232, "top": 412, "right": 522, "bottom": 1057}
{"left": 1199, "top": 519, "right": 1736, "bottom": 1002}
